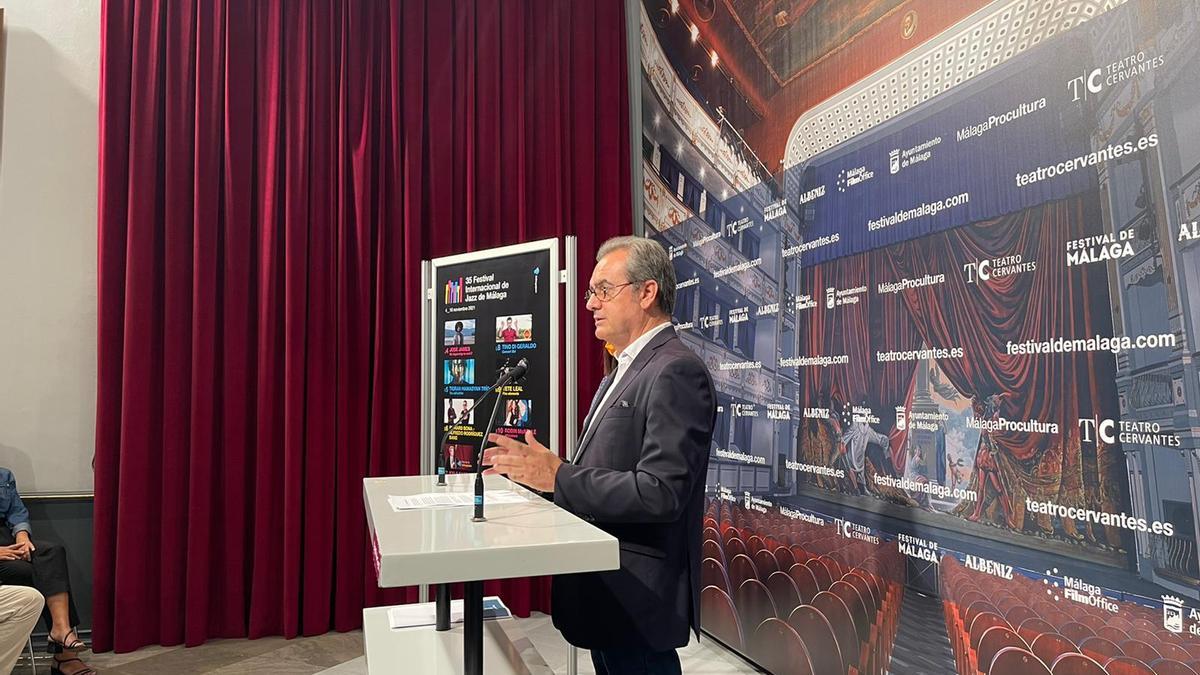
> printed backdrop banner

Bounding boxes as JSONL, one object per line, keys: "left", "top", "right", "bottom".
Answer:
{"left": 641, "top": 0, "right": 1200, "bottom": 673}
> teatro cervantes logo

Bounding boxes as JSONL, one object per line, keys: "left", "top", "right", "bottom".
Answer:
{"left": 1067, "top": 51, "right": 1166, "bottom": 103}
{"left": 962, "top": 259, "right": 991, "bottom": 284}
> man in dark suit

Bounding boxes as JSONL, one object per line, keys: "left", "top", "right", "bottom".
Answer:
{"left": 484, "top": 236, "right": 715, "bottom": 674}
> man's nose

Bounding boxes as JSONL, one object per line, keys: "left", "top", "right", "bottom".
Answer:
{"left": 586, "top": 294, "right": 602, "bottom": 312}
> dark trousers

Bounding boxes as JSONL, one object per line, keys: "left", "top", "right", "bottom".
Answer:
{"left": 590, "top": 646, "right": 682, "bottom": 675}
{"left": 0, "top": 528, "right": 78, "bottom": 633}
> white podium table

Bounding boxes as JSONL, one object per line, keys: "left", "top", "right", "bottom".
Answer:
{"left": 363, "top": 473, "right": 619, "bottom": 674}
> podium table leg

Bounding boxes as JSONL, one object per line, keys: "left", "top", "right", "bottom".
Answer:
{"left": 460, "top": 578, "right": 480, "bottom": 672}
{"left": 435, "top": 584, "right": 451, "bottom": 631}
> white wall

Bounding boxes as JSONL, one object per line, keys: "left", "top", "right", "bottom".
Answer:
{"left": 0, "top": 1, "right": 100, "bottom": 494}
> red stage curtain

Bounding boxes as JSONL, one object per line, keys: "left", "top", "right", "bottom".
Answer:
{"left": 799, "top": 255, "right": 923, "bottom": 472}
{"left": 94, "top": 0, "right": 630, "bottom": 653}
{"left": 798, "top": 196, "right": 1121, "bottom": 543}
{"left": 883, "top": 197, "right": 1120, "bottom": 537}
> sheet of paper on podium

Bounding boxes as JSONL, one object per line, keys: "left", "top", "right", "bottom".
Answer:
{"left": 386, "top": 489, "right": 529, "bottom": 511}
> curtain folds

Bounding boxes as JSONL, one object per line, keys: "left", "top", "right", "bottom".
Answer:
{"left": 798, "top": 196, "right": 1123, "bottom": 542}
{"left": 95, "top": 0, "right": 630, "bottom": 652}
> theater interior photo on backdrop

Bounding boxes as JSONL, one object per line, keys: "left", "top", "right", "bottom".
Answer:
{"left": 8, "top": 0, "right": 1200, "bottom": 673}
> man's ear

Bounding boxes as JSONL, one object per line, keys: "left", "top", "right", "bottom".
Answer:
{"left": 639, "top": 280, "right": 659, "bottom": 310}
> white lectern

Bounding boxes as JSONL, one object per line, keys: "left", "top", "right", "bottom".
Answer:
{"left": 363, "top": 473, "right": 619, "bottom": 674}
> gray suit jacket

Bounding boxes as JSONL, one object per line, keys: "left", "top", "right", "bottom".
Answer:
{"left": 551, "top": 327, "right": 715, "bottom": 651}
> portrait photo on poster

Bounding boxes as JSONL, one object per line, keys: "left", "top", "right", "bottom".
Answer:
{"left": 444, "top": 318, "right": 477, "bottom": 346}
{"left": 495, "top": 314, "right": 533, "bottom": 343}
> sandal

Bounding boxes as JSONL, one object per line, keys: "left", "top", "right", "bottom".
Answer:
{"left": 50, "top": 656, "right": 96, "bottom": 675}
{"left": 46, "top": 628, "right": 86, "bottom": 653}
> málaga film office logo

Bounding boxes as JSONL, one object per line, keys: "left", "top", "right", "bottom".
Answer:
{"left": 1164, "top": 595, "right": 1185, "bottom": 634}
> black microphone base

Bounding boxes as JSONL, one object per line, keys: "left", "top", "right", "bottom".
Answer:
{"left": 471, "top": 515, "right": 487, "bottom": 523}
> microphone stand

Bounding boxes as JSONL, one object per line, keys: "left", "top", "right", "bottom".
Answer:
{"left": 434, "top": 360, "right": 525, "bottom": 631}
{"left": 473, "top": 389, "right": 509, "bottom": 523}
{"left": 435, "top": 363, "right": 521, "bottom": 487}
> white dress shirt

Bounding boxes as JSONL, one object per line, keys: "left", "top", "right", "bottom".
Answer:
{"left": 584, "top": 321, "right": 673, "bottom": 438}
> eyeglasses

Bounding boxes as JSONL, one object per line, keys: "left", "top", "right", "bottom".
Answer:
{"left": 583, "top": 281, "right": 638, "bottom": 303}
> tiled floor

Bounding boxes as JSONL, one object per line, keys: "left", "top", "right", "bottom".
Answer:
{"left": 31, "top": 612, "right": 761, "bottom": 674}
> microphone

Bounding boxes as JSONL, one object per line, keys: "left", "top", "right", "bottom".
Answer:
{"left": 473, "top": 358, "right": 530, "bottom": 522}
{"left": 435, "top": 359, "right": 529, "bottom": 486}
{"left": 506, "top": 358, "right": 529, "bottom": 383}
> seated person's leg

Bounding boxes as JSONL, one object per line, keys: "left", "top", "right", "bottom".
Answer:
{"left": 30, "top": 541, "right": 84, "bottom": 649}
{"left": 0, "top": 586, "right": 44, "bottom": 673}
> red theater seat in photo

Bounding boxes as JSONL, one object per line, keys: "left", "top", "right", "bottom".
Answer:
{"left": 1120, "top": 640, "right": 1162, "bottom": 664}
{"left": 1043, "top": 608, "right": 1073, "bottom": 628}
{"left": 843, "top": 572, "right": 878, "bottom": 618}
{"left": 995, "top": 596, "right": 1022, "bottom": 614}
{"left": 965, "top": 601, "right": 1002, "bottom": 628}
{"left": 747, "top": 535, "right": 767, "bottom": 556}
{"left": 1130, "top": 628, "right": 1159, "bottom": 644}
{"left": 787, "top": 563, "right": 821, "bottom": 604}
{"left": 703, "top": 525, "right": 721, "bottom": 544}
{"left": 735, "top": 578, "right": 779, "bottom": 631}
{"left": 812, "top": 591, "right": 863, "bottom": 675}
{"left": 829, "top": 580, "right": 870, "bottom": 641}
{"left": 806, "top": 558, "right": 834, "bottom": 591}
{"left": 1097, "top": 626, "right": 1128, "bottom": 644}
{"left": 1103, "top": 656, "right": 1154, "bottom": 675}
{"left": 1051, "top": 653, "right": 1107, "bottom": 675}
{"left": 1006, "top": 605, "right": 1038, "bottom": 629}
{"left": 729, "top": 553, "right": 759, "bottom": 590}
{"left": 1059, "top": 622, "right": 1096, "bottom": 646}
{"left": 701, "top": 585, "right": 744, "bottom": 651}
{"left": 1030, "top": 633, "right": 1077, "bottom": 669}
{"left": 765, "top": 571, "right": 802, "bottom": 617}
{"left": 702, "top": 539, "right": 725, "bottom": 567}
{"left": 748, "top": 618, "right": 815, "bottom": 675}
{"left": 978, "top": 626, "right": 1028, "bottom": 674}
{"left": 970, "top": 613, "right": 1010, "bottom": 651}
{"left": 1149, "top": 659, "right": 1200, "bottom": 675}
{"left": 1159, "top": 643, "right": 1195, "bottom": 663}
{"left": 791, "top": 545, "right": 814, "bottom": 563}
{"left": 820, "top": 555, "right": 845, "bottom": 579}
{"left": 1109, "top": 616, "right": 1134, "bottom": 632}
{"left": 788, "top": 604, "right": 845, "bottom": 675}
{"left": 990, "top": 646, "right": 1051, "bottom": 675}
{"left": 1078, "top": 636, "right": 1124, "bottom": 663}
{"left": 1077, "top": 615, "right": 1107, "bottom": 632}
{"left": 774, "top": 545, "right": 797, "bottom": 571}
{"left": 1019, "top": 618, "right": 1058, "bottom": 646}
{"left": 725, "top": 536, "right": 748, "bottom": 561}
{"left": 754, "top": 549, "right": 781, "bottom": 578}
{"left": 702, "top": 557, "right": 730, "bottom": 597}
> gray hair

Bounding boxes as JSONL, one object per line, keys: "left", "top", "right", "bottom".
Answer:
{"left": 596, "top": 236, "right": 676, "bottom": 316}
